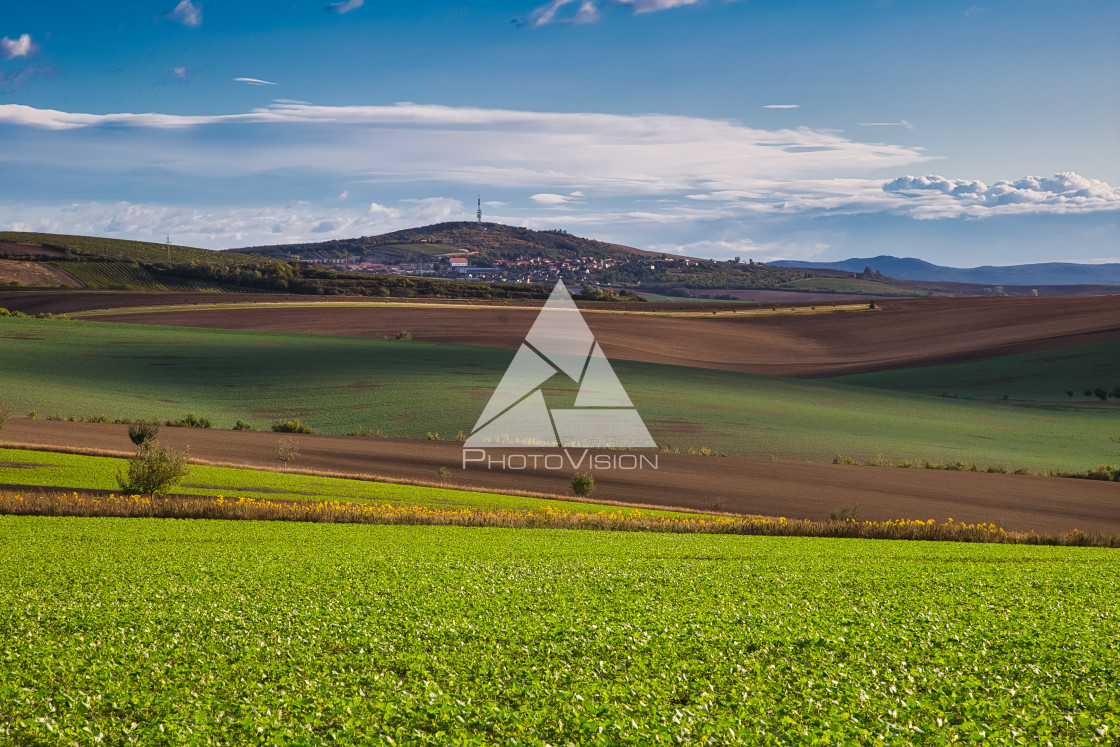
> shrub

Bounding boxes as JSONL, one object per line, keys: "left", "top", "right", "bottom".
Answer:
{"left": 232, "top": 420, "right": 258, "bottom": 431}
{"left": 26, "top": 411, "right": 36, "bottom": 420}
{"left": 275, "top": 437, "right": 300, "bottom": 466}
{"left": 128, "top": 420, "right": 160, "bottom": 446}
{"left": 438, "top": 466, "right": 448, "bottom": 482}
{"left": 0, "top": 403, "right": 11, "bottom": 430}
{"left": 117, "top": 441, "right": 191, "bottom": 496}
{"left": 351, "top": 426, "right": 373, "bottom": 437}
{"left": 374, "top": 429, "right": 388, "bottom": 439}
{"left": 831, "top": 455, "right": 858, "bottom": 466}
{"left": 455, "top": 430, "right": 467, "bottom": 443}
{"left": 571, "top": 472, "right": 595, "bottom": 497}
{"left": 271, "top": 419, "right": 314, "bottom": 434}
{"left": 1067, "top": 390, "right": 1075, "bottom": 399}
{"left": 167, "top": 412, "right": 212, "bottom": 429}
{"left": 1094, "top": 388, "right": 1108, "bottom": 402}
{"left": 396, "top": 330, "right": 412, "bottom": 341}
{"left": 426, "top": 432, "right": 441, "bottom": 440}
{"left": 1086, "top": 465, "right": 1120, "bottom": 482}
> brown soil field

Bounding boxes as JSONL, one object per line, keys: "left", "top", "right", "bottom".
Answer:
{"left": 2, "top": 419, "right": 1117, "bottom": 535}
{"left": 0, "top": 260, "right": 81, "bottom": 288}
{"left": 0, "top": 242, "right": 68, "bottom": 258}
{"left": 39, "top": 294, "right": 1120, "bottom": 378}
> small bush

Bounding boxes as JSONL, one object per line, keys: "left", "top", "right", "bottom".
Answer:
{"left": 275, "top": 437, "right": 300, "bottom": 465}
{"left": 455, "top": 430, "right": 467, "bottom": 443}
{"left": 167, "top": 412, "right": 212, "bottom": 429}
{"left": 47, "top": 414, "right": 65, "bottom": 421}
{"left": 374, "top": 429, "right": 388, "bottom": 439}
{"left": 85, "top": 414, "right": 110, "bottom": 424}
{"left": 830, "top": 505, "right": 863, "bottom": 522}
{"left": 396, "top": 330, "right": 412, "bottom": 341}
{"left": 117, "top": 441, "right": 191, "bottom": 496}
{"left": 26, "top": 411, "right": 36, "bottom": 420}
{"left": 832, "top": 455, "right": 858, "bottom": 466}
{"left": 571, "top": 472, "right": 595, "bottom": 497}
{"left": 351, "top": 426, "right": 373, "bottom": 438}
{"left": 438, "top": 466, "right": 449, "bottom": 482}
{"left": 426, "top": 432, "right": 441, "bottom": 441}
{"left": 1086, "top": 465, "right": 1120, "bottom": 482}
{"left": 232, "top": 420, "right": 259, "bottom": 431}
{"left": 0, "top": 403, "right": 11, "bottom": 430}
{"left": 128, "top": 420, "right": 160, "bottom": 446}
{"left": 271, "top": 419, "right": 314, "bottom": 434}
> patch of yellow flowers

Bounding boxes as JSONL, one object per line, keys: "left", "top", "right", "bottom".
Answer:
{"left": 0, "top": 490, "right": 1112, "bottom": 546}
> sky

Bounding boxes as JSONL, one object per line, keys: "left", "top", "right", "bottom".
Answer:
{"left": 1, "top": 0, "right": 1118, "bottom": 265}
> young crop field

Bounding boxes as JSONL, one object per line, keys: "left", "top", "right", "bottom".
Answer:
{"left": 0, "top": 448, "right": 688, "bottom": 517}
{"left": 0, "top": 517, "right": 1116, "bottom": 745}
{"left": 2, "top": 317, "right": 1117, "bottom": 471}
{"left": 52, "top": 262, "right": 227, "bottom": 292}
{"left": 833, "top": 340, "right": 1120, "bottom": 404}
{"left": 778, "top": 277, "right": 937, "bottom": 297}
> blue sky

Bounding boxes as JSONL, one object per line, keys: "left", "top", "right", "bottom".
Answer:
{"left": 1, "top": 0, "right": 1117, "bottom": 264}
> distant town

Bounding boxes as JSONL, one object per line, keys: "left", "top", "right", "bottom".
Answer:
{"left": 300, "top": 248, "right": 699, "bottom": 285}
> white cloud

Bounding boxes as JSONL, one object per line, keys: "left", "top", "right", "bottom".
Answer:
{"left": 532, "top": 0, "right": 698, "bottom": 25}
{"left": 883, "top": 172, "right": 1120, "bottom": 218}
{"left": 532, "top": 0, "right": 599, "bottom": 26}
{"left": 0, "top": 34, "right": 37, "bottom": 59}
{"left": 172, "top": 66, "right": 189, "bottom": 80}
{"left": 0, "top": 198, "right": 464, "bottom": 249}
{"left": 0, "top": 102, "right": 932, "bottom": 192}
{"left": 338, "top": 190, "right": 349, "bottom": 200}
{"left": 328, "top": 0, "right": 364, "bottom": 14}
{"left": 615, "top": 0, "right": 699, "bottom": 13}
{"left": 168, "top": 0, "right": 201, "bottom": 27}
{"left": 858, "top": 120, "right": 914, "bottom": 130}
{"left": 233, "top": 77, "right": 278, "bottom": 86}
{"left": 530, "top": 193, "right": 571, "bottom": 204}
{"left": 762, "top": 104, "right": 799, "bottom": 109}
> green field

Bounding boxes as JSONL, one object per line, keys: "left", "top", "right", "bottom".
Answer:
{"left": 0, "top": 448, "right": 690, "bottom": 517}
{"left": 834, "top": 340, "right": 1120, "bottom": 403}
{"left": 0, "top": 517, "right": 1116, "bottom": 745}
{"left": 2, "top": 317, "right": 1118, "bottom": 471}
{"left": 779, "top": 277, "right": 936, "bottom": 297}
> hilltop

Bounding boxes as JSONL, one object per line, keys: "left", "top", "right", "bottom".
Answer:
{"left": 237, "top": 221, "right": 659, "bottom": 263}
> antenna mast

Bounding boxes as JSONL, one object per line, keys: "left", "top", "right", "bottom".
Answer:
{"left": 476, "top": 195, "right": 482, "bottom": 225}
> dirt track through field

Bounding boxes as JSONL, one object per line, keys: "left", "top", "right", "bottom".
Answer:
{"left": 55, "top": 294, "right": 1120, "bottom": 377}
{"left": 3, "top": 419, "right": 1117, "bottom": 535}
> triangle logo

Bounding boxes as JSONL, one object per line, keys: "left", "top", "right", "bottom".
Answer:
{"left": 465, "top": 280, "right": 657, "bottom": 448}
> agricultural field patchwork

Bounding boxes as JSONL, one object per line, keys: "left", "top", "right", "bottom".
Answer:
{"left": 2, "top": 317, "right": 1118, "bottom": 471}
{"left": 0, "top": 518, "right": 1116, "bottom": 745}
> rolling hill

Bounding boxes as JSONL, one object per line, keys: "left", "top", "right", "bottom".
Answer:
{"left": 771, "top": 255, "right": 1120, "bottom": 285}
{"left": 236, "top": 221, "right": 659, "bottom": 262}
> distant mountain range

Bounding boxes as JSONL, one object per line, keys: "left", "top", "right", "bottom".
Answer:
{"left": 770, "top": 256, "right": 1120, "bottom": 286}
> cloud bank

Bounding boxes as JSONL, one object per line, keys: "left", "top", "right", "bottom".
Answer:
{"left": 883, "top": 172, "right": 1120, "bottom": 218}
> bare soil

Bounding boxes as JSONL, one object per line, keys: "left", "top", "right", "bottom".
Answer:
{"left": 2, "top": 419, "right": 1118, "bottom": 535}
{"left": 0, "top": 260, "right": 81, "bottom": 288}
